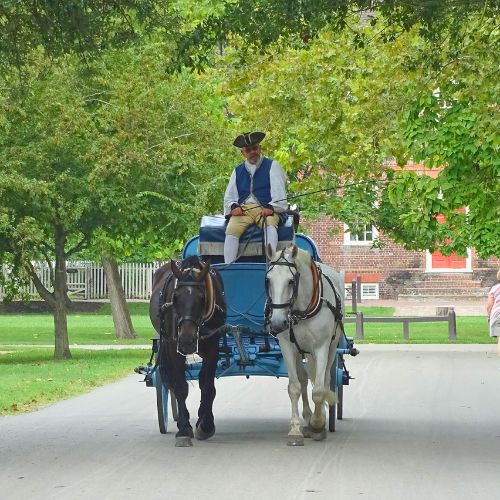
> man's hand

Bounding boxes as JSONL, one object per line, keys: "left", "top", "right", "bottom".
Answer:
{"left": 261, "top": 207, "right": 274, "bottom": 217}
{"left": 231, "top": 206, "right": 244, "bottom": 216}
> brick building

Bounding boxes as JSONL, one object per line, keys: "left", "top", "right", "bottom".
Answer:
{"left": 304, "top": 217, "right": 499, "bottom": 299}
{"left": 302, "top": 162, "right": 499, "bottom": 299}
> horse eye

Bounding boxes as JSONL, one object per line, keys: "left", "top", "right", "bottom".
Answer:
{"left": 289, "top": 279, "right": 295, "bottom": 286}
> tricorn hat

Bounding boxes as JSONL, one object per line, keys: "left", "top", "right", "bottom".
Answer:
{"left": 233, "top": 131, "right": 266, "bottom": 148}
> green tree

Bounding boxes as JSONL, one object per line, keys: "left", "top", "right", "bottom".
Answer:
{"left": 385, "top": 17, "right": 500, "bottom": 258}
{"left": 215, "top": 24, "right": 423, "bottom": 215}
{"left": 0, "top": 1, "right": 175, "bottom": 69}
{"left": 212, "top": 14, "right": 499, "bottom": 257}
{"left": 175, "top": 0, "right": 498, "bottom": 70}
{"left": 0, "top": 45, "right": 233, "bottom": 358}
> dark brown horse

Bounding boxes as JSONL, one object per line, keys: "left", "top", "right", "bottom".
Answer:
{"left": 149, "top": 256, "right": 226, "bottom": 447}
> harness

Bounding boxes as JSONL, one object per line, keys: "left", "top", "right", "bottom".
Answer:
{"left": 265, "top": 250, "right": 344, "bottom": 354}
{"left": 159, "top": 264, "right": 220, "bottom": 356}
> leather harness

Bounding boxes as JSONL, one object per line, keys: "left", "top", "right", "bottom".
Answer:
{"left": 265, "top": 250, "right": 344, "bottom": 354}
{"left": 159, "top": 264, "right": 218, "bottom": 354}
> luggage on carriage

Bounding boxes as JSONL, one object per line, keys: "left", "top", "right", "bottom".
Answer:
{"left": 138, "top": 212, "right": 358, "bottom": 443}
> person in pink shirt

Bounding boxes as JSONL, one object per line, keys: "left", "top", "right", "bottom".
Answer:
{"left": 486, "top": 269, "right": 500, "bottom": 356}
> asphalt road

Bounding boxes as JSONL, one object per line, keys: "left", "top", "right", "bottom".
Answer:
{"left": 1, "top": 345, "right": 499, "bottom": 500}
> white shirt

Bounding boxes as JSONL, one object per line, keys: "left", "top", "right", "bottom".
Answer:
{"left": 223, "top": 155, "right": 288, "bottom": 215}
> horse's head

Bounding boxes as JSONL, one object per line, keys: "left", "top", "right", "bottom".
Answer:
{"left": 171, "top": 258, "right": 211, "bottom": 355}
{"left": 265, "top": 244, "right": 301, "bottom": 334}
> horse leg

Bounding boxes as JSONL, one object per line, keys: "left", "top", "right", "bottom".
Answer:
{"left": 167, "top": 346, "right": 194, "bottom": 447}
{"left": 309, "top": 343, "right": 334, "bottom": 441}
{"left": 296, "top": 354, "right": 312, "bottom": 428}
{"left": 323, "top": 339, "right": 338, "bottom": 406}
{"left": 279, "top": 339, "right": 304, "bottom": 446}
{"left": 195, "top": 338, "right": 218, "bottom": 440}
{"left": 300, "top": 354, "right": 315, "bottom": 438}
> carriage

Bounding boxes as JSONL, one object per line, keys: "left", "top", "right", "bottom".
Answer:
{"left": 139, "top": 214, "right": 359, "bottom": 442}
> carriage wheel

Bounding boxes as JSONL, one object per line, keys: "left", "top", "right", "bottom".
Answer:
{"left": 155, "top": 370, "right": 170, "bottom": 434}
{"left": 328, "top": 356, "right": 338, "bottom": 432}
{"left": 337, "top": 382, "right": 344, "bottom": 420}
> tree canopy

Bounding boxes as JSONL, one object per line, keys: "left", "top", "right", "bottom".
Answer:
{"left": 0, "top": 1, "right": 175, "bottom": 69}
{"left": 389, "top": 15, "right": 500, "bottom": 258}
{"left": 1, "top": 0, "right": 498, "bottom": 272}
{"left": 174, "top": 0, "right": 499, "bottom": 70}
{"left": 0, "top": 44, "right": 232, "bottom": 272}
{"left": 213, "top": 12, "right": 499, "bottom": 257}
{"left": 0, "top": 41, "right": 234, "bottom": 356}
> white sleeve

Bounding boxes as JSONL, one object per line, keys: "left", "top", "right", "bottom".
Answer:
{"left": 223, "top": 169, "right": 239, "bottom": 215}
{"left": 269, "top": 160, "right": 288, "bottom": 213}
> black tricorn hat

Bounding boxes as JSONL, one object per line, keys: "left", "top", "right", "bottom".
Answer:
{"left": 233, "top": 131, "right": 266, "bottom": 148}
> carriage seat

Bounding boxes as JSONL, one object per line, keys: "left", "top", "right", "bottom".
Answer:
{"left": 198, "top": 214, "right": 295, "bottom": 258}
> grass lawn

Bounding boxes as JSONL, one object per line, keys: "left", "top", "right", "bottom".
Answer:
{"left": 0, "top": 313, "right": 155, "bottom": 345}
{"left": 344, "top": 317, "right": 494, "bottom": 344}
{"left": 0, "top": 303, "right": 494, "bottom": 416}
{"left": 0, "top": 348, "right": 149, "bottom": 415}
{"left": 0, "top": 303, "right": 154, "bottom": 345}
{"left": 347, "top": 305, "right": 395, "bottom": 317}
{"left": 0, "top": 302, "right": 493, "bottom": 345}
{"left": 343, "top": 305, "right": 493, "bottom": 344}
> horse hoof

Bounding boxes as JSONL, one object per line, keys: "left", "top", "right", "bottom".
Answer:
{"left": 287, "top": 436, "right": 304, "bottom": 446}
{"left": 195, "top": 425, "right": 215, "bottom": 440}
{"left": 175, "top": 436, "right": 193, "bottom": 447}
{"left": 311, "top": 428, "right": 327, "bottom": 441}
{"left": 301, "top": 426, "right": 313, "bottom": 438}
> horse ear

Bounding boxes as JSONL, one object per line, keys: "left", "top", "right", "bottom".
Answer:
{"left": 291, "top": 244, "right": 298, "bottom": 258}
{"left": 196, "top": 261, "right": 210, "bottom": 281}
{"left": 171, "top": 259, "right": 182, "bottom": 279}
{"left": 266, "top": 243, "right": 274, "bottom": 260}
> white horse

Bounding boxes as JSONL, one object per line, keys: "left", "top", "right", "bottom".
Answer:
{"left": 265, "top": 244, "right": 344, "bottom": 446}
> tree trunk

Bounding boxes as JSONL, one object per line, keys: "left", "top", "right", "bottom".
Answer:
{"left": 102, "top": 254, "right": 138, "bottom": 339}
{"left": 53, "top": 225, "right": 71, "bottom": 360}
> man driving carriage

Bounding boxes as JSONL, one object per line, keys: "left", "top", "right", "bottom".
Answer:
{"left": 223, "top": 131, "right": 288, "bottom": 263}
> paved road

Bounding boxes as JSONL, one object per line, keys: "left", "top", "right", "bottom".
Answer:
{"left": 1, "top": 345, "right": 499, "bottom": 500}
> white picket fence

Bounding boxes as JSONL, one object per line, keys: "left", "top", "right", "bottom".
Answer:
{"left": 0, "top": 261, "right": 164, "bottom": 300}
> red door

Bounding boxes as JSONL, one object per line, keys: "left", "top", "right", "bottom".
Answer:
{"left": 431, "top": 212, "right": 467, "bottom": 269}
{"left": 431, "top": 250, "right": 466, "bottom": 269}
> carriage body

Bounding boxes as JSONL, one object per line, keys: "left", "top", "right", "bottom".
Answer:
{"left": 182, "top": 224, "right": 324, "bottom": 380}
{"left": 142, "top": 216, "right": 357, "bottom": 433}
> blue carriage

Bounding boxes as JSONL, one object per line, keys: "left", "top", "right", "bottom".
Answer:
{"left": 140, "top": 214, "right": 358, "bottom": 434}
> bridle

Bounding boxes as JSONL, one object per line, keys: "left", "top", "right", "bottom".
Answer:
{"left": 162, "top": 267, "right": 207, "bottom": 356}
{"left": 264, "top": 249, "right": 344, "bottom": 355}
{"left": 265, "top": 250, "right": 301, "bottom": 325}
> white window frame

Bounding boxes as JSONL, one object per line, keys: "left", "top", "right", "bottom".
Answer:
{"left": 344, "top": 283, "right": 380, "bottom": 300}
{"left": 343, "top": 223, "right": 379, "bottom": 246}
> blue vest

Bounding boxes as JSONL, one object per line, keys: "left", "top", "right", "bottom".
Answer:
{"left": 235, "top": 157, "right": 273, "bottom": 206}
